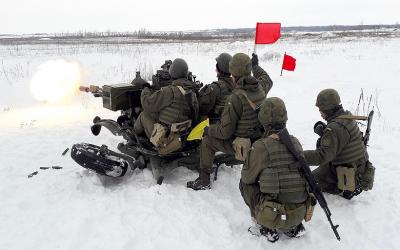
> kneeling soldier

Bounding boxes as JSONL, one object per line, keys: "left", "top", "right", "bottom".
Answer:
{"left": 304, "top": 89, "right": 375, "bottom": 199}
{"left": 240, "top": 97, "right": 311, "bottom": 242}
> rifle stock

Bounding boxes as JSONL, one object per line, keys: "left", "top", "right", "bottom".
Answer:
{"left": 277, "top": 128, "right": 341, "bottom": 241}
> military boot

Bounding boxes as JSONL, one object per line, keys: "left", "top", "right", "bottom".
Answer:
{"left": 260, "top": 226, "right": 279, "bottom": 243}
{"left": 248, "top": 225, "right": 279, "bottom": 243}
{"left": 284, "top": 223, "right": 306, "bottom": 238}
{"left": 342, "top": 185, "right": 363, "bottom": 200}
{"left": 187, "top": 170, "right": 211, "bottom": 190}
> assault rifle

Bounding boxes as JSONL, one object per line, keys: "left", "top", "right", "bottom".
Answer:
{"left": 363, "top": 110, "right": 374, "bottom": 146}
{"left": 278, "top": 128, "right": 341, "bottom": 241}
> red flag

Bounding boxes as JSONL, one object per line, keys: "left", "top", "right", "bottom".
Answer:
{"left": 282, "top": 53, "right": 296, "bottom": 71}
{"left": 255, "top": 23, "right": 281, "bottom": 44}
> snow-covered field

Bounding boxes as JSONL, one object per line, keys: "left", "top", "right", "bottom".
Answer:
{"left": 1, "top": 33, "right": 400, "bottom": 249}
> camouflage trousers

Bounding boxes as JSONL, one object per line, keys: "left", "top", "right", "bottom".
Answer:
{"left": 239, "top": 180, "right": 306, "bottom": 232}
{"left": 199, "top": 135, "right": 235, "bottom": 173}
{"left": 312, "top": 164, "right": 341, "bottom": 194}
{"left": 134, "top": 112, "right": 156, "bottom": 139}
{"left": 313, "top": 159, "right": 369, "bottom": 194}
{"left": 239, "top": 180, "right": 261, "bottom": 218}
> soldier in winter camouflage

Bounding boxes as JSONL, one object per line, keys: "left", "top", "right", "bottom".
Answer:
{"left": 198, "top": 53, "right": 234, "bottom": 122}
{"left": 240, "top": 97, "right": 311, "bottom": 242}
{"left": 304, "top": 89, "right": 375, "bottom": 199}
{"left": 187, "top": 53, "right": 273, "bottom": 190}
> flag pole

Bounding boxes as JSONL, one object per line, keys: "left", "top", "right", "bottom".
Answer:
{"left": 281, "top": 52, "right": 286, "bottom": 76}
{"left": 254, "top": 22, "right": 258, "bottom": 55}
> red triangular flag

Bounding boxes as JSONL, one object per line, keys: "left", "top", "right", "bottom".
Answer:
{"left": 282, "top": 53, "right": 296, "bottom": 71}
{"left": 255, "top": 23, "right": 281, "bottom": 44}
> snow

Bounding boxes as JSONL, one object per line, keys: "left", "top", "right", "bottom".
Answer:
{"left": 1, "top": 33, "right": 400, "bottom": 249}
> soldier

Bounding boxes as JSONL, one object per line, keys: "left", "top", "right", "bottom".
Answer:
{"left": 304, "top": 89, "right": 375, "bottom": 199}
{"left": 198, "top": 53, "right": 234, "bottom": 122}
{"left": 240, "top": 97, "right": 311, "bottom": 242}
{"left": 187, "top": 53, "right": 273, "bottom": 190}
{"left": 134, "top": 58, "right": 199, "bottom": 154}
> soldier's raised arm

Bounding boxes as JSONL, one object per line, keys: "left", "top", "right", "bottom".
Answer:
{"left": 251, "top": 53, "right": 273, "bottom": 95}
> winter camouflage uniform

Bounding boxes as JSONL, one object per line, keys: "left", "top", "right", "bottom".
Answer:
{"left": 134, "top": 59, "right": 198, "bottom": 140}
{"left": 187, "top": 53, "right": 273, "bottom": 190}
{"left": 304, "top": 89, "right": 374, "bottom": 199}
{"left": 240, "top": 97, "right": 309, "bottom": 241}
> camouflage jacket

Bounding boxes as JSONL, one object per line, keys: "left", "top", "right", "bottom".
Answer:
{"left": 141, "top": 78, "right": 198, "bottom": 125}
{"left": 198, "top": 76, "right": 234, "bottom": 118}
{"left": 207, "top": 65, "right": 272, "bottom": 140}
{"left": 241, "top": 132, "right": 308, "bottom": 203}
{"left": 304, "top": 108, "right": 367, "bottom": 166}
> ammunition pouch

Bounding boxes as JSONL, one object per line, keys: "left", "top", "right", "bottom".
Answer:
{"left": 157, "top": 132, "right": 182, "bottom": 155}
{"left": 255, "top": 199, "right": 306, "bottom": 230}
{"left": 232, "top": 137, "right": 251, "bottom": 161}
{"left": 304, "top": 195, "right": 317, "bottom": 222}
{"left": 359, "top": 161, "right": 375, "bottom": 191}
{"left": 150, "top": 120, "right": 192, "bottom": 155}
{"left": 336, "top": 166, "right": 356, "bottom": 192}
{"left": 150, "top": 123, "right": 167, "bottom": 147}
{"left": 170, "top": 120, "right": 192, "bottom": 133}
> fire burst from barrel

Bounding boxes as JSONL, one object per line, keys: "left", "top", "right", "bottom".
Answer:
{"left": 30, "top": 60, "right": 82, "bottom": 103}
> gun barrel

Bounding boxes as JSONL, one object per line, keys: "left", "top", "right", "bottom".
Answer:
{"left": 79, "top": 85, "right": 102, "bottom": 95}
{"left": 79, "top": 86, "right": 90, "bottom": 92}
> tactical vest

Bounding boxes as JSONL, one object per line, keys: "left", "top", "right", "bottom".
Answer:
{"left": 213, "top": 78, "right": 233, "bottom": 116}
{"left": 330, "top": 115, "right": 366, "bottom": 165}
{"left": 258, "top": 135, "right": 308, "bottom": 204}
{"left": 233, "top": 86, "right": 265, "bottom": 139}
{"left": 159, "top": 86, "right": 192, "bottom": 126}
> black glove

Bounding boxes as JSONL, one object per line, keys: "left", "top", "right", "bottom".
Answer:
{"left": 203, "top": 126, "right": 209, "bottom": 136}
{"left": 313, "top": 121, "right": 327, "bottom": 137}
{"left": 251, "top": 53, "right": 259, "bottom": 67}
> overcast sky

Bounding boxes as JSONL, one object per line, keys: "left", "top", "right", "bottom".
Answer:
{"left": 1, "top": 0, "right": 399, "bottom": 34}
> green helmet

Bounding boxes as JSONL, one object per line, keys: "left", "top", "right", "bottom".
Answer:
{"left": 215, "top": 53, "right": 232, "bottom": 74}
{"left": 316, "top": 89, "right": 341, "bottom": 110}
{"left": 169, "top": 58, "right": 188, "bottom": 79}
{"left": 258, "top": 97, "right": 288, "bottom": 125}
{"left": 229, "top": 53, "right": 251, "bottom": 77}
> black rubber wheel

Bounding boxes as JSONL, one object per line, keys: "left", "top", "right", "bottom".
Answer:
{"left": 71, "top": 143, "right": 128, "bottom": 177}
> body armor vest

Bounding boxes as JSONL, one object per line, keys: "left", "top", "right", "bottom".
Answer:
{"left": 330, "top": 114, "right": 366, "bottom": 165}
{"left": 159, "top": 86, "right": 192, "bottom": 126}
{"left": 213, "top": 78, "right": 234, "bottom": 116}
{"left": 259, "top": 135, "right": 308, "bottom": 204}
{"left": 233, "top": 86, "right": 265, "bottom": 139}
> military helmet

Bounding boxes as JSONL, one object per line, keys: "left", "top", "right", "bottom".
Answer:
{"left": 169, "top": 58, "right": 188, "bottom": 79}
{"left": 215, "top": 53, "right": 232, "bottom": 74}
{"left": 229, "top": 53, "right": 252, "bottom": 77}
{"left": 258, "top": 97, "right": 288, "bottom": 125}
{"left": 316, "top": 89, "right": 341, "bottom": 111}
